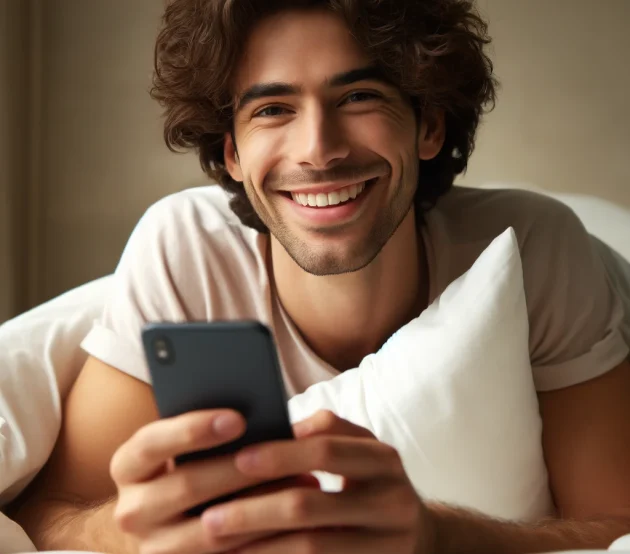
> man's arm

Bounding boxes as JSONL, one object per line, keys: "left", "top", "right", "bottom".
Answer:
{"left": 8, "top": 356, "right": 158, "bottom": 552}
{"left": 428, "top": 358, "right": 630, "bottom": 554}
{"left": 431, "top": 505, "right": 630, "bottom": 554}
{"left": 9, "top": 497, "right": 133, "bottom": 553}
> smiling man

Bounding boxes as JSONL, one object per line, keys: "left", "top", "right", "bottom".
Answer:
{"left": 11, "top": 1, "right": 630, "bottom": 553}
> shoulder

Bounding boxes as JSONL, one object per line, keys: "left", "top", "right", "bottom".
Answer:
{"left": 113, "top": 185, "right": 268, "bottom": 318}
{"left": 438, "top": 187, "right": 596, "bottom": 285}
{"left": 431, "top": 185, "right": 601, "bottom": 310}
{"left": 434, "top": 185, "right": 586, "bottom": 246}
{"left": 124, "top": 185, "right": 263, "bottom": 268}
{"left": 84, "top": 187, "right": 270, "bottom": 383}
{"left": 425, "top": 186, "right": 589, "bottom": 294}
{"left": 136, "top": 185, "right": 252, "bottom": 241}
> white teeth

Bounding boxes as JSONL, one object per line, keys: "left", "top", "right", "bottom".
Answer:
{"left": 291, "top": 193, "right": 308, "bottom": 206}
{"left": 290, "top": 181, "right": 369, "bottom": 208}
{"left": 327, "top": 191, "right": 340, "bottom": 205}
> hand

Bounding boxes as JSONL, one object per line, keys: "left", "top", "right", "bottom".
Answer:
{"left": 201, "top": 410, "right": 436, "bottom": 554}
{"left": 109, "top": 409, "right": 317, "bottom": 553}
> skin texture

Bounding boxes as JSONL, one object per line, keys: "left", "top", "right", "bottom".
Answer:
{"left": 9, "top": 8, "right": 630, "bottom": 554}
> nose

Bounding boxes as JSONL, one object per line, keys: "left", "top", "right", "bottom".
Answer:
{"left": 292, "top": 105, "right": 351, "bottom": 169}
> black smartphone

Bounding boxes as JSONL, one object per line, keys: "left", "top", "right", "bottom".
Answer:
{"left": 141, "top": 320, "right": 294, "bottom": 514}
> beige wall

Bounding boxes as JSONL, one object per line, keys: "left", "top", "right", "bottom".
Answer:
{"left": 1, "top": 0, "right": 629, "bottom": 318}
{"left": 0, "top": 2, "right": 30, "bottom": 321}
{"left": 37, "top": 0, "right": 204, "bottom": 305}
{"left": 459, "top": 0, "right": 630, "bottom": 203}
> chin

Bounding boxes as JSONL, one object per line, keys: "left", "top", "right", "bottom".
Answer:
{"left": 284, "top": 237, "right": 383, "bottom": 276}
{"left": 269, "top": 206, "right": 404, "bottom": 276}
{"left": 293, "top": 255, "right": 374, "bottom": 277}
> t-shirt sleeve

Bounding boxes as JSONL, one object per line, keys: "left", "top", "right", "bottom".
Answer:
{"left": 80, "top": 194, "right": 214, "bottom": 383}
{"left": 521, "top": 196, "right": 629, "bottom": 391}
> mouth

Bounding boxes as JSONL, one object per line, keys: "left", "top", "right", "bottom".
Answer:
{"left": 284, "top": 178, "right": 378, "bottom": 208}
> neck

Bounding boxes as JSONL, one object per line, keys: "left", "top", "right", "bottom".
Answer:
{"left": 270, "top": 209, "right": 427, "bottom": 371}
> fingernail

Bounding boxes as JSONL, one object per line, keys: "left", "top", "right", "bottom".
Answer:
{"left": 213, "top": 413, "right": 241, "bottom": 437}
{"left": 202, "top": 508, "right": 225, "bottom": 532}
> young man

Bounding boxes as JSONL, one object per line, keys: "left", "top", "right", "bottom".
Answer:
{"left": 11, "top": 1, "right": 630, "bottom": 552}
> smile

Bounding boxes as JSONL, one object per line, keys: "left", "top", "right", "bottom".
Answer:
{"left": 289, "top": 180, "right": 374, "bottom": 208}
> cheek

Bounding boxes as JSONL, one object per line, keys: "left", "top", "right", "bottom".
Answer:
{"left": 352, "top": 112, "right": 419, "bottom": 192}
{"left": 239, "top": 129, "right": 286, "bottom": 198}
{"left": 245, "top": 127, "right": 283, "bottom": 160}
{"left": 347, "top": 108, "right": 417, "bottom": 158}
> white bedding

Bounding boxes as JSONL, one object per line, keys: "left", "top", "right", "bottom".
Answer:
{"left": 0, "top": 512, "right": 36, "bottom": 553}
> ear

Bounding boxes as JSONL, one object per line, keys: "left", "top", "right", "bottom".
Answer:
{"left": 418, "top": 110, "right": 446, "bottom": 161}
{"left": 224, "top": 132, "right": 243, "bottom": 182}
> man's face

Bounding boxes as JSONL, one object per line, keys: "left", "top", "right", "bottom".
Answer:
{"left": 226, "top": 9, "right": 437, "bottom": 276}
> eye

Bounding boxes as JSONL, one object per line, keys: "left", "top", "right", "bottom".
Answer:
{"left": 342, "top": 91, "right": 381, "bottom": 105}
{"left": 253, "top": 105, "right": 290, "bottom": 118}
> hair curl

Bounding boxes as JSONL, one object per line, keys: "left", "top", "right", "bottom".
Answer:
{"left": 151, "top": 0, "right": 498, "bottom": 232}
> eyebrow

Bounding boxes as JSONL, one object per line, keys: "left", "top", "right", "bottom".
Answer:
{"left": 234, "top": 65, "right": 392, "bottom": 112}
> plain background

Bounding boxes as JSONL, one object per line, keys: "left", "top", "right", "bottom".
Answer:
{"left": 0, "top": 0, "right": 629, "bottom": 322}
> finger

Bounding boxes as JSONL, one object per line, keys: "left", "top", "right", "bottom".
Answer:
{"left": 110, "top": 409, "right": 245, "bottom": 485}
{"left": 117, "top": 462, "right": 321, "bottom": 534}
{"left": 293, "top": 410, "right": 376, "bottom": 439}
{"left": 201, "top": 481, "right": 417, "bottom": 536}
{"left": 238, "top": 475, "right": 322, "bottom": 499}
{"left": 136, "top": 514, "right": 272, "bottom": 554}
{"left": 116, "top": 456, "right": 260, "bottom": 532}
{"left": 235, "top": 435, "right": 405, "bottom": 482}
{"left": 237, "top": 529, "right": 408, "bottom": 554}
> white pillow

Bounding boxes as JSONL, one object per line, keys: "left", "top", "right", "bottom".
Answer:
{"left": 609, "top": 533, "right": 630, "bottom": 551}
{"left": 289, "top": 228, "right": 554, "bottom": 522}
{"left": 0, "top": 277, "right": 111, "bottom": 507}
{"left": 0, "top": 512, "right": 37, "bottom": 553}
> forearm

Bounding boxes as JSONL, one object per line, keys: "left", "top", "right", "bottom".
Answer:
{"left": 430, "top": 504, "right": 630, "bottom": 554}
{"left": 10, "top": 496, "right": 135, "bottom": 553}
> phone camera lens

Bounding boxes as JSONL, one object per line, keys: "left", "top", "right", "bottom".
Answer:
{"left": 154, "top": 337, "right": 174, "bottom": 364}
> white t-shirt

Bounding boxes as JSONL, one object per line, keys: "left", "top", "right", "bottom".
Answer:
{"left": 81, "top": 185, "right": 630, "bottom": 395}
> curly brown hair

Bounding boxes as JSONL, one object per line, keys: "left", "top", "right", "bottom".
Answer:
{"left": 151, "top": 0, "right": 498, "bottom": 233}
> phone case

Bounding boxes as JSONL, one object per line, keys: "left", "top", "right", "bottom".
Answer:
{"left": 142, "top": 321, "right": 294, "bottom": 463}
{"left": 141, "top": 321, "right": 295, "bottom": 515}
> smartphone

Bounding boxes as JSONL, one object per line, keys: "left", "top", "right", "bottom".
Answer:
{"left": 141, "top": 320, "right": 294, "bottom": 514}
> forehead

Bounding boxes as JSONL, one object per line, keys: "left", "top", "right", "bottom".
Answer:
{"left": 233, "top": 9, "right": 371, "bottom": 94}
